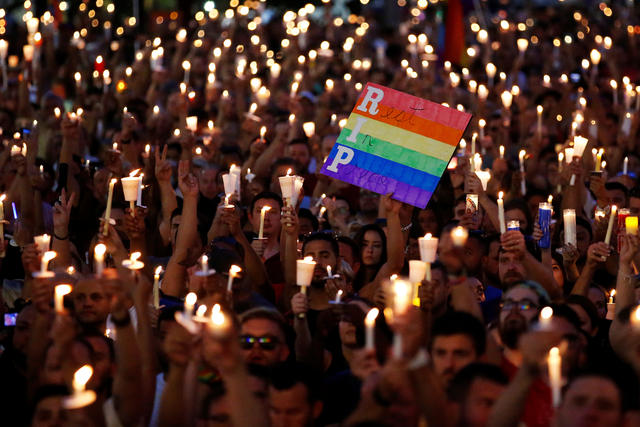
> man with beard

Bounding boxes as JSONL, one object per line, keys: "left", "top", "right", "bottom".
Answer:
{"left": 499, "top": 230, "right": 562, "bottom": 299}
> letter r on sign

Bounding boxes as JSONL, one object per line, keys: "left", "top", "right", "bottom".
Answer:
{"left": 326, "top": 145, "right": 355, "bottom": 173}
{"left": 355, "top": 86, "right": 384, "bottom": 115}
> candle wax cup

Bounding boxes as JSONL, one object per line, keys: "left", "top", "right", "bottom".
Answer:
{"left": 296, "top": 259, "right": 316, "bottom": 287}
{"left": 121, "top": 177, "right": 140, "bottom": 202}
{"left": 63, "top": 390, "right": 97, "bottom": 410}
{"left": 418, "top": 237, "right": 438, "bottom": 263}
{"left": 538, "top": 204, "right": 552, "bottom": 249}
{"left": 408, "top": 260, "right": 427, "bottom": 283}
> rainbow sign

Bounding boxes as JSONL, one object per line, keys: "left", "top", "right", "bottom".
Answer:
{"left": 320, "top": 83, "right": 471, "bottom": 208}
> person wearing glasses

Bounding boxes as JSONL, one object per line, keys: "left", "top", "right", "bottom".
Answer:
{"left": 238, "top": 308, "right": 291, "bottom": 368}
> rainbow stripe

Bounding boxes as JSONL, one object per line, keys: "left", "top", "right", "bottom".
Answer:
{"left": 320, "top": 83, "right": 470, "bottom": 208}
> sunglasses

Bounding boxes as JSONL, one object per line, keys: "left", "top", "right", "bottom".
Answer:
{"left": 500, "top": 298, "right": 539, "bottom": 311}
{"left": 239, "top": 335, "right": 279, "bottom": 350}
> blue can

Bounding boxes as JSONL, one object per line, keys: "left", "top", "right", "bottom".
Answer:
{"left": 539, "top": 203, "right": 552, "bottom": 249}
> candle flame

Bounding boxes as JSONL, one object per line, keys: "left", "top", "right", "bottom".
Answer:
{"left": 261, "top": 205, "right": 272, "bottom": 214}
{"left": 55, "top": 284, "right": 72, "bottom": 297}
{"left": 229, "top": 265, "right": 242, "bottom": 276}
{"left": 424, "top": 232, "right": 432, "bottom": 239}
{"left": 303, "top": 256, "right": 314, "bottom": 263}
{"left": 42, "top": 251, "right": 57, "bottom": 263}
{"left": 549, "top": 346, "right": 559, "bottom": 357}
{"left": 634, "top": 306, "right": 640, "bottom": 323}
{"left": 94, "top": 243, "right": 106, "bottom": 257}
{"left": 365, "top": 307, "right": 380, "bottom": 326}
{"left": 540, "top": 306, "right": 553, "bottom": 320}
{"left": 154, "top": 265, "right": 163, "bottom": 275}
{"left": 211, "top": 303, "right": 225, "bottom": 326}
{"left": 130, "top": 252, "right": 141, "bottom": 262}
{"left": 196, "top": 305, "right": 207, "bottom": 317}
{"left": 73, "top": 365, "right": 93, "bottom": 391}
{"left": 610, "top": 289, "right": 616, "bottom": 298}
{"left": 129, "top": 168, "right": 141, "bottom": 177}
{"left": 185, "top": 292, "right": 197, "bottom": 306}
{"left": 499, "top": 191, "right": 504, "bottom": 200}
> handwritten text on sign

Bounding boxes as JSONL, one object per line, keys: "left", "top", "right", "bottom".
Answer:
{"left": 320, "top": 83, "right": 471, "bottom": 208}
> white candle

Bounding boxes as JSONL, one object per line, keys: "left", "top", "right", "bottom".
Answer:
{"left": 539, "top": 306, "right": 553, "bottom": 329}
{"left": 121, "top": 173, "right": 140, "bottom": 216}
{"left": 335, "top": 289, "right": 343, "bottom": 303}
{"left": 498, "top": 191, "right": 506, "bottom": 234}
{"left": 548, "top": 347, "right": 562, "bottom": 408}
{"left": 94, "top": 243, "right": 106, "bottom": 276}
{"left": 136, "top": 173, "right": 144, "bottom": 206}
{"left": 209, "top": 303, "right": 226, "bottom": 334}
{"left": 471, "top": 133, "right": 477, "bottom": 156}
{"left": 39, "top": 251, "right": 56, "bottom": 275}
{"left": 392, "top": 278, "right": 413, "bottom": 359}
{"left": 475, "top": 170, "right": 491, "bottom": 191}
{"left": 537, "top": 105, "right": 543, "bottom": 137}
{"left": 279, "top": 169, "right": 296, "bottom": 204}
{"left": 451, "top": 226, "right": 468, "bottom": 247}
{"left": 409, "top": 260, "right": 427, "bottom": 283}
{"left": 227, "top": 265, "right": 241, "bottom": 292}
{"left": 296, "top": 256, "right": 316, "bottom": 288}
{"left": 499, "top": 145, "right": 504, "bottom": 159}
{"left": 364, "top": 308, "right": 379, "bottom": 350}
{"left": 103, "top": 178, "right": 117, "bottom": 236}
{"left": 153, "top": 266, "right": 162, "bottom": 309}
{"left": 604, "top": 205, "right": 617, "bottom": 245}
{"left": 34, "top": 234, "right": 51, "bottom": 253}
{"left": 200, "top": 255, "right": 208, "bottom": 274}
{"left": 563, "top": 209, "right": 577, "bottom": 246}
{"left": 302, "top": 122, "right": 315, "bottom": 138}
{"left": 478, "top": 119, "right": 486, "bottom": 139}
{"left": 121, "top": 251, "right": 144, "bottom": 270}
{"left": 418, "top": 233, "right": 438, "bottom": 281}
{"left": 258, "top": 206, "right": 271, "bottom": 239}
{"left": 0, "top": 194, "right": 5, "bottom": 257}
{"left": 63, "top": 365, "right": 96, "bottom": 409}
{"left": 570, "top": 136, "right": 589, "bottom": 185}
{"left": 184, "top": 292, "right": 197, "bottom": 316}
{"left": 623, "top": 156, "right": 629, "bottom": 175}
{"left": 519, "top": 150, "right": 527, "bottom": 195}
{"left": 186, "top": 116, "right": 198, "bottom": 132}
{"left": 54, "top": 284, "right": 72, "bottom": 313}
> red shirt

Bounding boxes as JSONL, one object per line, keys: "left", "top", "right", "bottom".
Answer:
{"left": 502, "top": 356, "right": 554, "bottom": 427}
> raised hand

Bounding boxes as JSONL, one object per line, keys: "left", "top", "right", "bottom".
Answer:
{"left": 381, "top": 193, "right": 401, "bottom": 215}
{"left": 586, "top": 242, "right": 612, "bottom": 266}
{"left": 154, "top": 144, "right": 173, "bottom": 184}
{"left": 178, "top": 160, "right": 199, "bottom": 199}
{"left": 280, "top": 205, "right": 299, "bottom": 236}
{"left": 53, "top": 189, "right": 76, "bottom": 237}
{"left": 291, "top": 292, "right": 309, "bottom": 316}
{"left": 619, "top": 234, "right": 639, "bottom": 267}
{"left": 500, "top": 230, "right": 526, "bottom": 256}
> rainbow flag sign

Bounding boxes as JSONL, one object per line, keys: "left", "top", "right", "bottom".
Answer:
{"left": 320, "top": 83, "right": 471, "bottom": 208}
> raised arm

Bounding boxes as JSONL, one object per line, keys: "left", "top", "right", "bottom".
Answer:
{"left": 163, "top": 160, "right": 199, "bottom": 298}
{"left": 155, "top": 145, "right": 178, "bottom": 247}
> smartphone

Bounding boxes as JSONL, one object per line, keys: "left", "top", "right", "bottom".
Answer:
{"left": 4, "top": 313, "right": 17, "bottom": 326}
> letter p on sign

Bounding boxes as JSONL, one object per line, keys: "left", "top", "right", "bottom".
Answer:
{"left": 326, "top": 145, "right": 354, "bottom": 173}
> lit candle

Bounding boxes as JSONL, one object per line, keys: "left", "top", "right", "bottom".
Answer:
{"left": 409, "top": 260, "right": 427, "bottom": 307}
{"left": 604, "top": 205, "right": 617, "bottom": 245}
{"left": 184, "top": 292, "right": 197, "bottom": 316}
{"left": 54, "top": 284, "right": 72, "bottom": 313}
{"left": 451, "top": 226, "right": 469, "bottom": 247}
{"left": 227, "top": 265, "right": 242, "bottom": 292}
{"left": 548, "top": 347, "right": 562, "bottom": 408}
{"left": 539, "top": 306, "right": 553, "bottom": 329}
{"left": 153, "top": 266, "right": 162, "bottom": 309}
{"left": 632, "top": 306, "right": 640, "bottom": 328}
{"left": 38, "top": 251, "right": 57, "bottom": 276}
{"left": 209, "top": 303, "right": 226, "bottom": 334}
{"left": 519, "top": 150, "right": 527, "bottom": 196}
{"left": 478, "top": 119, "right": 486, "bottom": 139}
{"left": 279, "top": 168, "right": 296, "bottom": 205}
{"left": 364, "top": 308, "right": 379, "bottom": 350}
{"left": 564, "top": 209, "right": 577, "bottom": 246}
{"left": 498, "top": 191, "right": 506, "bottom": 234}
{"left": 246, "top": 168, "right": 255, "bottom": 183}
{"left": 0, "top": 194, "right": 5, "bottom": 258}
{"left": 507, "top": 220, "right": 520, "bottom": 231}
{"left": 194, "top": 305, "right": 208, "bottom": 323}
{"left": 537, "top": 105, "right": 543, "bottom": 137}
{"left": 595, "top": 149, "right": 604, "bottom": 172}
{"left": 626, "top": 216, "right": 639, "bottom": 235}
{"left": 186, "top": 116, "right": 198, "bottom": 132}
{"left": 258, "top": 205, "right": 271, "bottom": 239}
{"left": 121, "top": 252, "right": 144, "bottom": 270}
{"left": 94, "top": 243, "right": 106, "bottom": 276}
{"left": 539, "top": 202, "right": 552, "bottom": 248}
{"left": 499, "top": 145, "right": 505, "bottom": 159}
{"left": 392, "top": 278, "right": 413, "bottom": 359}
{"left": 500, "top": 90, "right": 513, "bottom": 110}
{"left": 569, "top": 136, "right": 589, "bottom": 186}
{"left": 63, "top": 365, "right": 96, "bottom": 409}
{"left": 623, "top": 156, "right": 629, "bottom": 175}
{"left": 606, "top": 289, "right": 616, "bottom": 320}
{"left": 136, "top": 173, "right": 144, "bottom": 207}
{"left": 302, "top": 122, "right": 315, "bottom": 138}
{"left": 34, "top": 234, "right": 51, "bottom": 253}
{"left": 418, "top": 233, "right": 438, "bottom": 280}
{"left": 335, "top": 289, "right": 343, "bottom": 304}
{"left": 296, "top": 256, "right": 316, "bottom": 318}
{"left": 326, "top": 265, "right": 333, "bottom": 279}
{"left": 200, "top": 255, "right": 209, "bottom": 275}
{"left": 182, "top": 60, "right": 190, "bottom": 84}
{"left": 103, "top": 178, "right": 117, "bottom": 236}
{"left": 475, "top": 170, "right": 491, "bottom": 191}
{"left": 121, "top": 172, "right": 141, "bottom": 216}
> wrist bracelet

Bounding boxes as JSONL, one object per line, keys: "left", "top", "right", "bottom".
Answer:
{"left": 54, "top": 232, "right": 68, "bottom": 240}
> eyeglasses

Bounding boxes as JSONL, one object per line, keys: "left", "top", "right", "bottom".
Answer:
{"left": 239, "top": 334, "right": 279, "bottom": 350}
{"left": 499, "top": 298, "right": 539, "bottom": 311}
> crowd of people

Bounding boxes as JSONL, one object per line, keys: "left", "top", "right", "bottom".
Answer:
{"left": 2, "top": 0, "right": 640, "bottom": 426}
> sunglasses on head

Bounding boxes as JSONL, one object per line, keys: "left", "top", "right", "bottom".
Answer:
{"left": 239, "top": 334, "right": 279, "bottom": 350}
